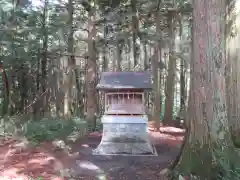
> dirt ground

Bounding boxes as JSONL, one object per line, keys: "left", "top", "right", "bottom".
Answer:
{"left": 0, "top": 127, "right": 184, "bottom": 180}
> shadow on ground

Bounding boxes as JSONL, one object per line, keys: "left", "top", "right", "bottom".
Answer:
{"left": 0, "top": 127, "right": 184, "bottom": 180}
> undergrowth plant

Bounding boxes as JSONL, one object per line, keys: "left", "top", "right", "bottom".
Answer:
{"left": 23, "top": 117, "right": 87, "bottom": 144}
{"left": 23, "top": 119, "right": 73, "bottom": 143}
{"left": 0, "top": 116, "right": 88, "bottom": 144}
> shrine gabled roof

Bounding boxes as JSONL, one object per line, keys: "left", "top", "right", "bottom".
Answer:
{"left": 96, "top": 71, "right": 152, "bottom": 90}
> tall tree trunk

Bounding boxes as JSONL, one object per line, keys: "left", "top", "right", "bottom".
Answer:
{"left": 116, "top": 39, "right": 122, "bottom": 71}
{"left": 20, "top": 64, "right": 27, "bottom": 112}
{"left": 131, "top": 0, "right": 138, "bottom": 67}
{"left": 177, "top": 17, "right": 186, "bottom": 119}
{"left": 175, "top": 0, "right": 237, "bottom": 178}
{"left": 102, "top": 24, "right": 108, "bottom": 71}
{"left": 66, "top": 0, "right": 80, "bottom": 116}
{"left": 163, "top": 12, "right": 176, "bottom": 125}
{"left": 143, "top": 41, "right": 148, "bottom": 70}
{"left": 32, "top": 49, "right": 41, "bottom": 117}
{"left": 86, "top": 5, "right": 98, "bottom": 132}
{"left": 178, "top": 57, "right": 186, "bottom": 118}
{"left": 152, "top": 4, "right": 162, "bottom": 130}
{"left": 0, "top": 63, "right": 9, "bottom": 116}
{"left": 41, "top": 0, "right": 48, "bottom": 115}
{"left": 128, "top": 39, "right": 131, "bottom": 70}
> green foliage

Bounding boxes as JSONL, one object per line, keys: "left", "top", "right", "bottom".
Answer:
{"left": 95, "top": 117, "right": 102, "bottom": 131}
{"left": 23, "top": 119, "right": 72, "bottom": 142}
{"left": 0, "top": 116, "right": 21, "bottom": 137}
{"left": 212, "top": 149, "right": 240, "bottom": 180}
{"left": 23, "top": 117, "right": 87, "bottom": 144}
{"left": 230, "top": 129, "right": 240, "bottom": 148}
{"left": 33, "top": 177, "right": 44, "bottom": 180}
{"left": 86, "top": 116, "right": 102, "bottom": 133}
{"left": 231, "top": 135, "right": 240, "bottom": 148}
{"left": 159, "top": 96, "right": 180, "bottom": 120}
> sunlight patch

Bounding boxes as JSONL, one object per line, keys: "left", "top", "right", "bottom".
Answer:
{"left": 82, "top": 144, "right": 89, "bottom": 147}
{"left": 76, "top": 160, "right": 104, "bottom": 172}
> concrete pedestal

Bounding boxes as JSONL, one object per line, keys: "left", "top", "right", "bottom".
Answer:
{"left": 93, "top": 115, "right": 155, "bottom": 155}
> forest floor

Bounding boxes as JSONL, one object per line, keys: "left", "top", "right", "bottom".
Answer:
{"left": 0, "top": 127, "right": 185, "bottom": 180}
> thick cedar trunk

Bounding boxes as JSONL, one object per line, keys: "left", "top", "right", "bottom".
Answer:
{"left": 176, "top": 0, "right": 236, "bottom": 178}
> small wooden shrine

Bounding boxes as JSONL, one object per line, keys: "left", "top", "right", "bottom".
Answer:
{"left": 93, "top": 71, "right": 156, "bottom": 155}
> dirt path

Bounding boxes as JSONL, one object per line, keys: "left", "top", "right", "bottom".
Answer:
{"left": 0, "top": 127, "right": 184, "bottom": 180}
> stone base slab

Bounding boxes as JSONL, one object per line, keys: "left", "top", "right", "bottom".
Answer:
{"left": 93, "top": 141, "right": 157, "bottom": 156}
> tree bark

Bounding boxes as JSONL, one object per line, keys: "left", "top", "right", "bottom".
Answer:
{"left": 86, "top": 6, "right": 98, "bottom": 132}
{"left": 66, "top": 0, "right": 80, "bottom": 117}
{"left": 151, "top": 2, "right": 162, "bottom": 131}
{"left": 178, "top": 57, "right": 186, "bottom": 119}
{"left": 175, "top": 0, "right": 237, "bottom": 178}
{"left": 163, "top": 12, "right": 176, "bottom": 125}
{"left": 41, "top": 0, "right": 49, "bottom": 115}
{"left": 103, "top": 24, "right": 108, "bottom": 71}
{"left": 131, "top": 0, "right": 138, "bottom": 67}
{"left": 116, "top": 39, "right": 122, "bottom": 71}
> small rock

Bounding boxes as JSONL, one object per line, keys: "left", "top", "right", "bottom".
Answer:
{"left": 159, "top": 168, "right": 170, "bottom": 176}
{"left": 11, "top": 141, "right": 30, "bottom": 153}
{"left": 52, "top": 140, "right": 66, "bottom": 150}
{"left": 178, "top": 175, "right": 185, "bottom": 180}
{"left": 60, "top": 168, "right": 72, "bottom": 178}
